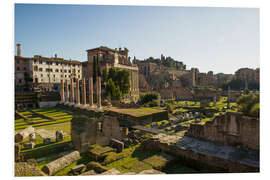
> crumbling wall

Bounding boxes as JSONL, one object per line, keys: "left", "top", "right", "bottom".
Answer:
{"left": 186, "top": 112, "right": 259, "bottom": 150}
{"left": 71, "top": 115, "right": 98, "bottom": 153}
{"left": 142, "top": 138, "right": 259, "bottom": 173}
{"left": 71, "top": 115, "right": 123, "bottom": 152}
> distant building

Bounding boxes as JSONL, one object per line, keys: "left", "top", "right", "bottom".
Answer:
{"left": 235, "top": 68, "right": 260, "bottom": 83}
{"left": 14, "top": 44, "right": 82, "bottom": 89}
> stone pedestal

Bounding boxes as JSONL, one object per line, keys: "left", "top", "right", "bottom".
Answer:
{"left": 88, "top": 77, "right": 94, "bottom": 109}
{"left": 60, "top": 79, "right": 65, "bottom": 104}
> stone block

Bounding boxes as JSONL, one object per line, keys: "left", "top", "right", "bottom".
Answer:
{"left": 43, "top": 138, "right": 51, "bottom": 145}
{"left": 55, "top": 130, "right": 64, "bottom": 142}
{"left": 71, "top": 164, "right": 86, "bottom": 174}
{"left": 23, "top": 142, "right": 35, "bottom": 149}
{"left": 110, "top": 138, "right": 124, "bottom": 153}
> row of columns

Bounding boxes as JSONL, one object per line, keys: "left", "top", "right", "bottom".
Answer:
{"left": 60, "top": 76, "right": 102, "bottom": 110}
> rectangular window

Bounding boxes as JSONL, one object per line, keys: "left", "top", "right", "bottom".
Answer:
{"left": 39, "top": 60, "right": 42, "bottom": 64}
{"left": 64, "top": 70, "right": 67, "bottom": 73}
{"left": 39, "top": 68, "right": 43, "bottom": 72}
{"left": 68, "top": 70, "right": 71, "bottom": 73}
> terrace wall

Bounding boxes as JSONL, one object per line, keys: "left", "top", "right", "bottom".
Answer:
{"left": 107, "top": 110, "right": 168, "bottom": 126}
{"left": 186, "top": 112, "right": 259, "bottom": 150}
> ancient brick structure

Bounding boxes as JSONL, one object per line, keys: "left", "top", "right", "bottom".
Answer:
{"left": 186, "top": 112, "right": 259, "bottom": 150}
{"left": 82, "top": 46, "right": 139, "bottom": 101}
{"left": 71, "top": 115, "right": 122, "bottom": 153}
{"left": 235, "top": 68, "right": 260, "bottom": 83}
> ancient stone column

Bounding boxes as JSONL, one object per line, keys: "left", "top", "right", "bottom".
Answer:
{"left": 213, "top": 96, "right": 217, "bottom": 106}
{"left": 81, "top": 78, "right": 87, "bottom": 108}
{"left": 96, "top": 76, "right": 102, "bottom": 110}
{"left": 75, "top": 78, "right": 80, "bottom": 106}
{"left": 227, "top": 86, "right": 231, "bottom": 109}
{"left": 70, "top": 78, "right": 75, "bottom": 105}
{"left": 65, "top": 80, "right": 69, "bottom": 104}
{"left": 88, "top": 77, "right": 94, "bottom": 108}
{"left": 60, "top": 79, "right": 65, "bottom": 103}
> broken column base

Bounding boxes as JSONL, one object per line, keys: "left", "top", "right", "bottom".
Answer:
{"left": 64, "top": 101, "right": 70, "bottom": 105}
{"left": 96, "top": 107, "right": 102, "bottom": 111}
{"left": 74, "top": 103, "right": 81, "bottom": 108}
{"left": 80, "top": 104, "right": 88, "bottom": 109}
{"left": 68, "top": 102, "right": 75, "bottom": 106}
{"left": 87, "top": 105, "right": 95, "bottom": 110}
{"left": 59, "top": 101, "right": 65, "bottom": 104}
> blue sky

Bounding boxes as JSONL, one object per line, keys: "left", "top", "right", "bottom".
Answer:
{"left": 14, "top": 4, "right": 259, "bottom": 74}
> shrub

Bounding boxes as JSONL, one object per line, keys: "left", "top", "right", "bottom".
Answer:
{"left": 166, "top": 104, "right": 174, "bottom": 113}
{"left": 237, "top": 93, "right": 259, "bottom": 117}
{"left": 138, "top": 92, "right": 161, "bottom": 106}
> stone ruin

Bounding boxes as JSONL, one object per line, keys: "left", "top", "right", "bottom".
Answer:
{"left": 71, "top": 115, "right": 125, "bottom": 153}
{"left": 186, "top": 112, "right": 259, "bottom": 150}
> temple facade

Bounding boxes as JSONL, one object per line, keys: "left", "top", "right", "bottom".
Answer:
{"left": 82, "top": 46, "right": 139, "bottom": 101}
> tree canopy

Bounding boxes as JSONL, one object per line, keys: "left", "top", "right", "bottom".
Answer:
{"left": 103, "top": 68, "right": 130, "bottom": 100}
{"left": 237, "top": 92, "right": 259, "bottom": 117}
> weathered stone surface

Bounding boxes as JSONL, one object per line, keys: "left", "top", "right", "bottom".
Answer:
{"left": 80, "top": 170, "right": 96, "bottom": 176}
{"left": 55, "top": 130, "right": 64, "bottom": 142}
{"left": 29, "top": 133, "right": 36, "bottom": 142}
{"left": 15, "top": 126, "right": 35, "bottom": 143}
{"left": 139, "top": 169, "right": 165, "bottom": 174}
{"left": 15, "top": 144, "right": 21, "bottom": 162}
{"left": 87, "top": 161, "right": 108, "bottom": 173}
{"left": 88, "top": 145, "right": 115, "bottom": 161}
{"left": 100, "top": 168, "right": 121, "bottom": 175}
{"left": 27, "top": 158, "right": 38, "bottom": 166}
{"left": 23, "top": 142, "right": 35, "bottom": 149}
{"left": 110, "top": 138, "right": 124, "bottom": 153}
{"left": 71, "top": 164, "right": 86, "bottom": 174}
{"left": 43, "top": 138, "right": 51, "bottom": 145}
{"left": 142, "top": 152, "right": 175, "bottom": 170}
{"left": 71, "top": 115, "right": 123, "bottom": 152}
{"left": 15, "top": 162, "right": 46, "bottom": 176}
{"left": 42, "top": 151, "right": 80, "bottom": 175}
{"left": 71, "top": 115, "right": 98, "bottom": 153}
{"left": 186, "top": 112, "right": 259, "bottom": 150}
{"left": 143, "top": 134, "right": 259, "bottom": 173}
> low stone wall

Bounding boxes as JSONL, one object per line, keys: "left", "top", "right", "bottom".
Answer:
{"left": 186, "top": 112, "right": 259, "bottom": 150}
{"left": 30, "top": 109, "right": 56, "bottom": 120}
{"left": 21, "top": 141, "right": 73, "bottom": 160}
{"left": 38, "top": 101, "right": 58, "bottom": 108}
{"left": 142, "top": 138, "right": 259, "bottom": 173}
{"left": 108, "top": 110, "right": 168, "bottom": 126}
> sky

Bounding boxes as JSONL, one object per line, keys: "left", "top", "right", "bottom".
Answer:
{"left": 14, "top": 4, "right": 259, "bottom": 74}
